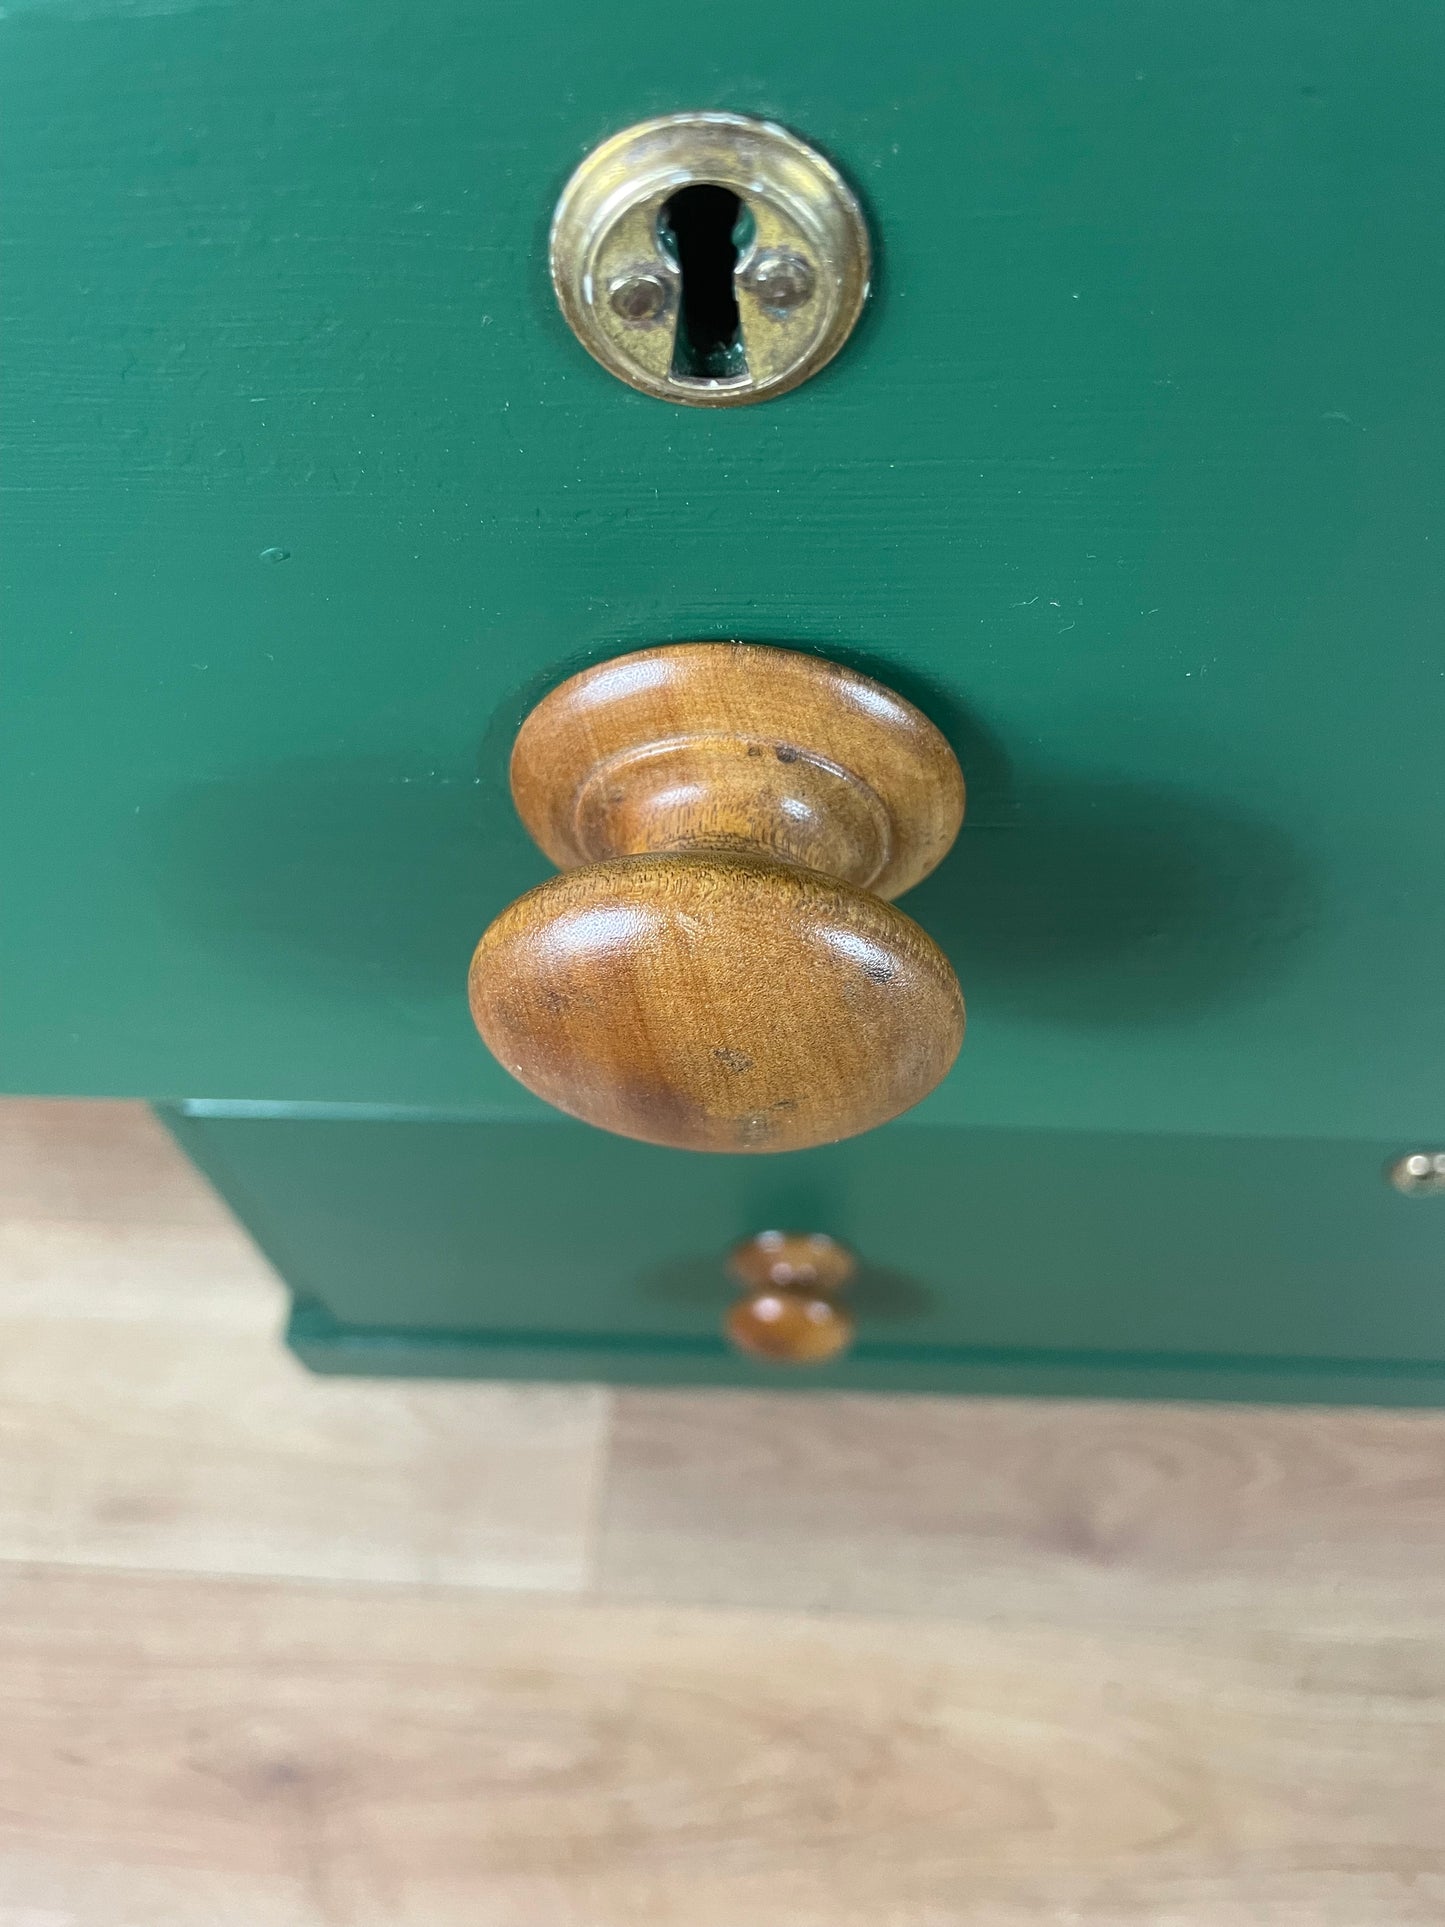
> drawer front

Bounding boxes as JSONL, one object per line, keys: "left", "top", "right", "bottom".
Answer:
{"left": 163, "top": 1110, "right": 1445, "bottom": 1402}
{"left": 3, "top": 2, "right": 1445, "bottom": 1156}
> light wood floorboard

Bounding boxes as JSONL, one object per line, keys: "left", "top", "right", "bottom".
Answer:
{"left": 3, "top": 1567, "right": 1443, "bottom": 1927}
{"left": 596, "top": 1388, "right": 1445, "bottom": 1632}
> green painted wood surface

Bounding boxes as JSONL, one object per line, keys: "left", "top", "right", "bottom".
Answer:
{"left": 4, "top": 0, "right": 1445, "bottom": 1151}
{"left": 162, "top": 1108, "right": 1445, "bottom": 1402}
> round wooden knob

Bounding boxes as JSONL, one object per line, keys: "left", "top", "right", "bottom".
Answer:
{"left": 469, "top": 644, "right": 965, "bottom": 1153}
{"left": 725, "top": 1231, "right": 856, "bottom": 1363}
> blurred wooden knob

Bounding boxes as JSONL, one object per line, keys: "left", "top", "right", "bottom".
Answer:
{"left": 469, "top": 644, "right": 965, "bottom": 1153}
{"left": 726, "top": 1231, "right": 856, "bottom": 1363}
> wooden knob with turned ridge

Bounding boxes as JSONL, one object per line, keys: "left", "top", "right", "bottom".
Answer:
{"left": 726, "top": 1231, "right": 857, "bottom": 1363}
{"left": 468, "top": 643, "right": 965, "bottom": 1154}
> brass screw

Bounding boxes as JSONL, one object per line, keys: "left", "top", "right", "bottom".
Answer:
{"left": 743, "top": 249, "right": 816, "bottom": 314}
{"left": 1387, "top": 1151, "right": 1445, "bottom": 1196}
{"left": 607, "top": 271, "right": 671, "bottom": 324}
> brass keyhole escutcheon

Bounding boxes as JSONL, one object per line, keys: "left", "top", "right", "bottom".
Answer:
{"left": 549, "top": 113, "right": 871, "bottom": 406}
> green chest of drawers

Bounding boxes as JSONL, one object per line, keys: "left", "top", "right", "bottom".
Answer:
{"left": 4, "top": 0, "right": 1443, "bottom": 1399}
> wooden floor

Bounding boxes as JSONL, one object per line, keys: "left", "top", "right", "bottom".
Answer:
{"left": 1, "top": 1101, "right": 1443, "bottom": 1924}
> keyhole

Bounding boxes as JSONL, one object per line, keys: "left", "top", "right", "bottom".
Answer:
{"left": 658, "top": 185, "right": 753, "bottom": 381}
